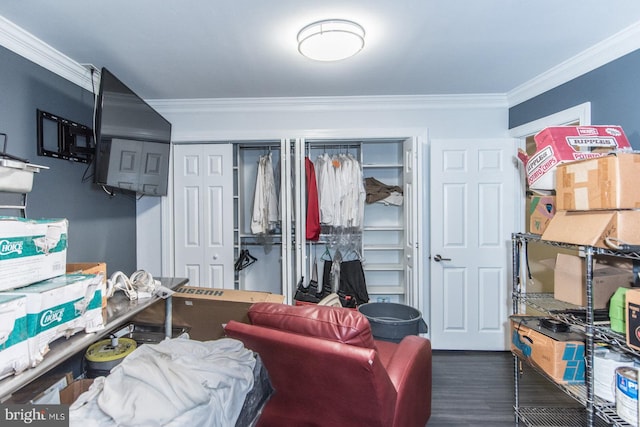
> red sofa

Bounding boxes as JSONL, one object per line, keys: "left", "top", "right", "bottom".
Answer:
{"left": 224, "top": 302, "right": 432, "bottom": 427}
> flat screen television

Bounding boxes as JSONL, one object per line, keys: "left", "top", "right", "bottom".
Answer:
{"left": 94, "top": 67, "right": 172, "bottom": 196}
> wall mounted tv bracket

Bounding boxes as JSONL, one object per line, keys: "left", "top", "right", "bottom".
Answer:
{"left": 37, "top": 109, "right": 94, "bottom": 163}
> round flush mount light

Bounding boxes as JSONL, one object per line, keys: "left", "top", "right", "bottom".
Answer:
{"left": 297, "top": 19, "right": 365, "bottom": 62}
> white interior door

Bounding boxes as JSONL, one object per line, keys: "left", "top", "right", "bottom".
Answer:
{"left": 430, "top": 139, "right": 517, "bottom": 350}
{"left": 173, "top": 143, "right": 234, "bottom": 288}
{"left": 403, "top": 136, "right": 419, "bottom": 308}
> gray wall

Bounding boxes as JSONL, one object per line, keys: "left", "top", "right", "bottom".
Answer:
{"left": 509, "top": 48, "right": 640, "bottom": 149}
{"left": 0, "top": 46, "right": 136, "bottom": 275}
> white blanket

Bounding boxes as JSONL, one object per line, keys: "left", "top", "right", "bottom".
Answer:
{"left": 70, "top": 337, "right": 256, "bottom": 427}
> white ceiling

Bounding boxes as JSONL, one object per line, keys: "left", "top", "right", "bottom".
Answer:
{"left": 2, "top": 1, "right": 640, "bottom": 101}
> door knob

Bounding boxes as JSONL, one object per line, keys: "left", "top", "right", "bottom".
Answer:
{"left": 433, "top": 254, "right": 451, "bottom": 262}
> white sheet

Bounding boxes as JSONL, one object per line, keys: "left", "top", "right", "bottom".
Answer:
{"left": 70, "top": 337, "right": 256, "bottom": 427}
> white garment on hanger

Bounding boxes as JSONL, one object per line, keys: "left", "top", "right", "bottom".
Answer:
{"left": 314, "top": 152, "right": 364, "bottom": 230}
{"left": 315, "top": 153, "right": 337, "bottom": 226}
{"left": 251, "top": 153, "right": 279, "bottom": 234}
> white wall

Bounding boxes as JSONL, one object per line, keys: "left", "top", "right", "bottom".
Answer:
{"left": 137, "top": 94, "right": 509, "bottom": 320}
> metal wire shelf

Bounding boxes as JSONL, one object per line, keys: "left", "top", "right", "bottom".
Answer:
{"left": 512, "top": 233, "right": 639, "bottom": 427}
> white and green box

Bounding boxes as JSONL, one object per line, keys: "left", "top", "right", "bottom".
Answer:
{"left": 0, "top": 294, "right": 29, "bottom": 379}
{"left": 5, "top": 274, "right": 104, "bottom": 367}
{"left": 0, "top": 217, "right": 68, "bottom": 291}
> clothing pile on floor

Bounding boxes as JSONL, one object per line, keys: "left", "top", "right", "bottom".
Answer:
{"left": 70, "top": 337, "right": 264, "bottom": 427}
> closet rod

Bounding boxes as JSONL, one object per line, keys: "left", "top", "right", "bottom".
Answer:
{"left": 238, "top": 145, "right": 282, "bottom": 151}
{"left": 240, "top": 241, "right": 283, "bottom": 246}
{"left": 307, "top": 143, "right": 361, "bottom": 150}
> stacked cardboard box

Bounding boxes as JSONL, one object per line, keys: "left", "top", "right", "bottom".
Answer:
{"left": 528, "top": 194, "right": 556, "bottom": 235}
{"left": 520, "top": 126, "right": 631, "bottom": 236}
{"left": 518, "top": 125, "right": 631, "bottom": 193}
{"left": 552, "top": 253, "right": 633, "bottom": 309}
{"left": 527, "top": 130, "right": 640, "bottom": 308}
{"left": 0, "top": 217, "right": 105, "bottom": 376}
{"left": 0, "top": 217, "right": 69, "bottom": 291}
{"left": 4, "top": 274, "right": 104, "bottom": 367}
{"left": 542, "top": 152, "right": 640, "bottom": 248}
{"left": 0, "top": 294, "right": 29, "bottom": 380}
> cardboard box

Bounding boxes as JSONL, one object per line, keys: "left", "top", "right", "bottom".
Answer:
{"left": 556, "top": 153, "right": 640, "bottom": 211}
{"left": 510, "top": 317, "right": 585, "bottom": 384}
{"left": 517, "top": 125, "right": 630, "bottom": 192}
{"left": 529, "top": 195, "right": 556, "bottom": 234}
{"left": 542, "top": 210, "right": 640, "bottom": 249}
{"left": 0, "top": 294, "right": 29, "bottom": 379}
{"left": 626, "top": 289, "right": 640, "bottom": 351}
{"left": 0, "top": 217, "right": 68, "bottom": 291}
{"left": 59, "top": 378, "right": 94, "bottom": 405}
{"left": 4, "top": 274, "right": 104, "bottom": 367}
{"left": 132, "top": 286, "right": 285, "bottom": 341}
{"left": 553, "top": 253, "right": 633, "bottom": 308}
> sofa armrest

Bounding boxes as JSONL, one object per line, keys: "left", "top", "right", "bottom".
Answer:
{"left": 382, "top": 335, "right": 432, "bottom": 427}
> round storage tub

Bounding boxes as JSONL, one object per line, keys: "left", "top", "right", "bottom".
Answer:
{"left": 85, "top": 337, "right": 137, "bottom": 378}
{"left": 358, "top": 302, "right": 428, "bottom": 343}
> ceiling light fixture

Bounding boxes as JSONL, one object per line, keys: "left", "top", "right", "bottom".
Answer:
{"left": 297, "top": 19, "right": 365, "bottom": 62}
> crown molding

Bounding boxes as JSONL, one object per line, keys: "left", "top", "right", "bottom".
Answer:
{"left": 149, "top": 93, "right": 507, "bottom": 115}
{"left": 507, "top": 21, "right": 640, "bottom": 107}
{"left": 0, "top": 16, "right": 99, "bottom": 92}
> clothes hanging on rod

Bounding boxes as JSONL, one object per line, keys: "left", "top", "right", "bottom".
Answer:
{"left": 305, "top": 157, "right": 321, "bottom": 241}
{"left": 314, "top": 152, "right": 365, "bottom": 230}
{"left": 251, "top": 153, "right": 279, "bottom": 235}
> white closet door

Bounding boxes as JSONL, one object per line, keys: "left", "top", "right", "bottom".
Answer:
{"left": 403, "top": 136, "right": 420, "bottom": 309}
{"left": 173, "top": 143, "right": 234, "bottom": 288}
{"left": 281, "top": 139, "right": 296, "bottom": 302}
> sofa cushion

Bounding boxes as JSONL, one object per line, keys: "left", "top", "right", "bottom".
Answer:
{"left": 248, "top": 302, "right": 377, "bottom": 349}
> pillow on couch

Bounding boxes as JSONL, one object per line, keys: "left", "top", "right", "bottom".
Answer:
{"left": 248, "top": 302, "right": 377, "bottom": 349}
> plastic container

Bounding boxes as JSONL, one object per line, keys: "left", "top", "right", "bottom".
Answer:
{"left": 609, "top": 287, "right": 628, "bottom": 333}
{"left": 358, "top": 302, "right": 428, "bottom": 343}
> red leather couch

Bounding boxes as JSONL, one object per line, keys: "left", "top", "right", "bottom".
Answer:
{"left": 224, "top": 302, "right": 432, "bottom": 427}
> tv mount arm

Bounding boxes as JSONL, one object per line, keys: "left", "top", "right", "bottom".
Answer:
{"left": 36, "top": 109, "right": 95, "bottom": 163}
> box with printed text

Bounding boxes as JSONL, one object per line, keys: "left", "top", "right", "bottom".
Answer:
{"left": 4, "top": 274, "right": 104, "bottom": 367}
{"left": 0, "top": 217, "right": 68, "bottom": 291}
{"left": 133, "top": 286, "right": 285, "bottom": 341}
{"left": 511, "top": 317, "right": 585, "bottom": 384}
{"left": 0, "top": 294, "right": 29, "bottom": 379}
{"left": 517, "top": 125, "right": 630, "bottom": 192}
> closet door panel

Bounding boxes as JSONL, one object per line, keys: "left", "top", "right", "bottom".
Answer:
{"left": 174, "top": 143, "right": 234, "bottom": 288}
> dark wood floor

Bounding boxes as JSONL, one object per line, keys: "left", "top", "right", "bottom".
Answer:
{"left": 429, "top": 350, "right": 580, "bottom": 426}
